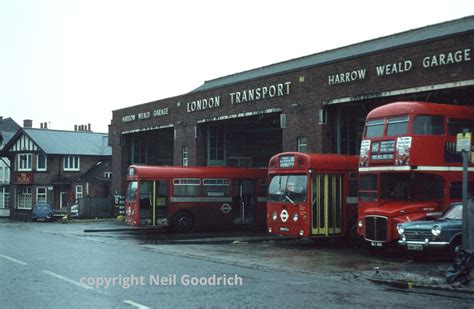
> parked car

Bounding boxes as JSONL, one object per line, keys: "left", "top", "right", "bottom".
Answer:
{"left": 32, "top": 203, "right": 55, "bottom": 222}
{"left": 397, "top": 202, "right": 462, "bottom": 257}
{"left": 70, "top": 204, "right": 79, "bottom": 218}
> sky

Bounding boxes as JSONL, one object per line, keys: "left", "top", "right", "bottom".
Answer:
{"left": 1, "top": 0, "right": 473, "bottom": 133}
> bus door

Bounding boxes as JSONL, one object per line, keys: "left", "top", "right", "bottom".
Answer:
{"left": 153, "top": 180, "right": 169, "bottom": 226}
{"left": 311, "top": 174, "right": 342, "bottom": 236}
{"left": 232, "top": 179, "right": 256, "bottom": 224}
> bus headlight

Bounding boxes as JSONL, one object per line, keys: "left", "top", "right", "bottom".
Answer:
{"left": 272, "top": 211, "right": 277, "bottom": 221}
{"left": 293, "top": 213, "right": 299, "bottom": 222}
{"left": 431, "top": 224, "right": 442, "bottom": 236}
{"left": 358, "top": 220, "right": 363, "bottom": 228}
{"left": 397, "top": 224, "right": 404, "bottom": 235}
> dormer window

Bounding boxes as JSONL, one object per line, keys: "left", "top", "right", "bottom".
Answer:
{"left": 64, "top": 156, "right": 80, "bottom": 171}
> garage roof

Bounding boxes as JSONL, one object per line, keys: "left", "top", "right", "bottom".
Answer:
{"left": 192, "top": 16, "right": 474, "bottom": 93}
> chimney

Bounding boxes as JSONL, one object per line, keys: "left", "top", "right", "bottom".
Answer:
{"left": 44, "top": 122, "right": 48, "bottom": 129}
{"left": 74, "top": 125, "right": 78, "bottom": 131}
{"left": 88, "top": 123, "right": 91, "bottom": 131}
{"left": 23, "top": 119, "right": 33, "bottom": 128}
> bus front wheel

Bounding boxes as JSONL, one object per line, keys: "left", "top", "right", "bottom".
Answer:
{"left": 173, "top": 212, "right": 194, "bottom": 233}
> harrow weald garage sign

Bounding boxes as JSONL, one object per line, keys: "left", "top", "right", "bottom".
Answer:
{"left": 328, "top": 48, "right": 471, "bottom": 85}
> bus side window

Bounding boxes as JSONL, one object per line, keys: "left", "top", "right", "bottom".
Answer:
{"left": 156, "top": 181, "right": 169, "bottom": 207}
{"left": 412, "top": 115, "right": 444, "bottom": 135}
{"left": 140, "top": 181, "right": 153, "bottom": 208}
{"left": 173, "top": 178, "right": 201, "bottom": 196}
{"left": 348, "top": 172, "right": 358, "bottom": 196}
{"left": 448, "top": 118, "right": 474, "bottom": 136}
{"left": 449, "top": 181, "right": 474, "bottom": 199}
{"left": 203, "top": 179, "right": 230, "bottom": 197}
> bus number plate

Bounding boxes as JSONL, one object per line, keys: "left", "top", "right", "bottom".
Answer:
{"left": 371, "top": 242, "right": 382, "bottom": 247}
{"left": 279, "top": 227, "right": 289, "bottom": 232}
{"left": 407, "top": 244, "right": 423, "bottom": 251}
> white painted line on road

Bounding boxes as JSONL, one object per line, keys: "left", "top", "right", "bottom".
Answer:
{"left": 123, "top": 299, "right": 151, "bottom": 309}
{"left": 0, "top": 254, "right": 28, "bottom": 265}
{"left": 42, "top": 270, "right": 94, "bottom": 290}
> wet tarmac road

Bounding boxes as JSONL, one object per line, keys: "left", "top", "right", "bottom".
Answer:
{"left": 0, "top": 219, "right": 472, "bottom": 308}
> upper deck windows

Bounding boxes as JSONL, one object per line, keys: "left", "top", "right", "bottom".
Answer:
{"left": 448, "top": 118, "right": 474, "bottom": 136}
{"left": 364, "top": 115, "right": 466, "bottom": 137}
{"left": 364, "top": 116, "right": 408, "bottom": 138}
{"left": 365, "top": 119, "right": 384, "bottom": 138}
{"left": 386, "top": 116, "right": 408, "bottom": 136}
{"left": 412, "top": 115, "right": 444, "bottom": 135}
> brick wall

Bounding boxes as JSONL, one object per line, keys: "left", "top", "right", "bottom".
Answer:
{"left": 109, "top": 32, "right": 474, "bottom": 195}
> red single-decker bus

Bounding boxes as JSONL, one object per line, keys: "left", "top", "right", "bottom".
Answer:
{"left": 267, "top": 152, "right": 358, "bottom": 240}
{"left": 125, "top": 165, "right": 268, "bottom": 232}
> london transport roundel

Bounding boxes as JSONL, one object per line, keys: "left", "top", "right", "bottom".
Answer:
{"left": 280, "top": 209, "right": 289, "bottom": 222}
{"left": 220, "top": 203, "right": 232, "bottom": 214}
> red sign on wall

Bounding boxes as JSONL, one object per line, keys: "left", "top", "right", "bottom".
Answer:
{"left": 14, "top": 173, "right": 33, "bottom": 184}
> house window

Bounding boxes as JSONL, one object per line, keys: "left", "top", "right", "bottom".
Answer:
{"left": 36, "top": 187, "right": 47, "bottom": 203}
{"left": 18, "top": 154, "right": 32, "bottom": 171}
{"left": 0, "top": 167, "right": 3, "bottom": 183}
{"left": 3, "top": 165, "right": 10, "bottom": 184}
{"left": 17, "top": 187, "right": 32, "bottom": 209}
{"left": 297, "top": 137, "right": 308, "bottom": 153}
{"left": 64, "top": 156, "right": 80, "bottom": 171}
{"left": 182, "top": 146, "right": 188, "bottom": 167}
{"left": 37, "top": 153, "right": 47, "bottom": 171}
{"left": 104, "top": 172, "right": 112, "bottom": 178}
{"left": 75, "top": 185, "right": 83, "bottom": 202}
{"left": 0, "top": 188, "right": 10, "bottom": 209}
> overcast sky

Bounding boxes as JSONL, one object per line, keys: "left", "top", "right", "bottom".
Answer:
{"left": 1, "top": 0, "right": 473, "bottom": 133}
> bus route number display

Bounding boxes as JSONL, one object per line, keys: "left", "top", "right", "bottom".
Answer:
{"left": 280, "top": 156, "right": 295, "bottom": 168}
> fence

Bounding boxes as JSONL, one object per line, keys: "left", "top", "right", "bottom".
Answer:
{"left": 78, "top": 197, "right": 113, "bottom": 218}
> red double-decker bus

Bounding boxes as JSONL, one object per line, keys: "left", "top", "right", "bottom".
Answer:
{"left": 125, "top": 165, "right": 268, "bottom": 232}
{"left": 267, "top": 152, "right": 358, "bottom": 240}
{"left": 357, "top": 101, "right": 474, "bottom": 247}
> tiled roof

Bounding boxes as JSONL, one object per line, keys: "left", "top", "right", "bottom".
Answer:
{"left": 23, "top": 129, "right": 111, "bottom": 156}
{"left": 192, "top": 16, "right": 474, "bottom": 92}
{"left": 0, "top": 118, "right": 20, "bottom": 145}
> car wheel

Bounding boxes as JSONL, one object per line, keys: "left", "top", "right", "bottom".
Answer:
{"left": 346, "top": 224, "right": 364, "bottom": 248}
{"left": 173, "top": 212, "right": 194, "bottom": 233}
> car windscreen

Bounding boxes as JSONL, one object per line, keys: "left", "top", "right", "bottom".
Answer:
{"left": 442, "top": 204, "right": 462, "bottom": 220}
{"left": 35, "top": 205, "right": 50, "bottom": 211}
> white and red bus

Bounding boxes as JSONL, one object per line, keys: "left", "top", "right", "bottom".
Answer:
{"left": 125, "top": 165, "right": 268, "bottom": 232}
{"left": 267, "top": 152, "right": 358, "bottom": 240}
{"left": 357, "top": 101, "right": 474, "bottom": 247}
